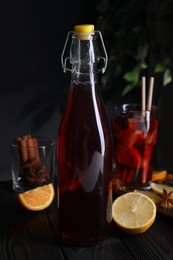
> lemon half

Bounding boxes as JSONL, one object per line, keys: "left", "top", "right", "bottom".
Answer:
{"left": 112, "top": 192, "right": 156, "bottom": 234}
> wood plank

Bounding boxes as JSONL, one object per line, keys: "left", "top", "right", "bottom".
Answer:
{"left": 58, "top": 237, "right": 135, "bottom": 260}
{"left": 0, "top": 181, "right": 173, "bottom": 260}
{"left": 0, "top": 181, "right": 64, "bottom": 260}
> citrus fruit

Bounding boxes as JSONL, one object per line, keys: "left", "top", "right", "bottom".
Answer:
{"left": 152, "top": 170, "right": 167, "bottom": 181}
{"left": 17, "top": 183, "right": 55, "bottom": 211}
{"left": 134, "top": 190, "right": 160, "bottom": 204}
{"left": 150, "top": 182, "right": 173, "bottom": 195}
{"left": 115, "top": 143, "right": 142, "bottom": 168}
{"left": 112, "top": 192, "right": 156, "bottom": 234}
{"left": 115, "top": 128, "right": 141, "bottom": 147}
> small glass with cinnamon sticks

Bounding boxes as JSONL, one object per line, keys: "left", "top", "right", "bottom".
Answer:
{"left": 11, "top": 135, "right": 55, "bottom": 193}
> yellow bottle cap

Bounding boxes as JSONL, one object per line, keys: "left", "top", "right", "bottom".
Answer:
{"left": 74, "top": 24, "right": 94, "bottom": 33}
{"left": 74, "top": 24, "right": 94, "bottom": 40}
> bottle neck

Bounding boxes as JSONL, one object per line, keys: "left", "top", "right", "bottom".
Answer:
{"left": 70, "top": 34, "right": 99, "bottom": 84}
{"left": 71, "top": 64, "right": 98, "bottom": 84}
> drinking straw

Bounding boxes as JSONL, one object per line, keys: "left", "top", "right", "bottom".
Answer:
{"left": 142, "top": 76, "right": 146, "bottom": 114}
{"left": 147, "top": 77, "right": 154, "bottom": 111}
{"left": 142, "top": 76, "right": 154, "bottom": 183}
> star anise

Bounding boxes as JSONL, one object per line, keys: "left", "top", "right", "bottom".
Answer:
{"left": 158, "top": 189, "right": 173, "bottom": 208}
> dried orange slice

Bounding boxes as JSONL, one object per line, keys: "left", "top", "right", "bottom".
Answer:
{"left": 152, "top": 170, "right": 167, "bottom": 181}
{"left": 17, "top": 183, "right": 55, "bottom": 211}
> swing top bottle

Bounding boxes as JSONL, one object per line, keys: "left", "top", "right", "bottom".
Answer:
{"left": 57, "top": 24, "right": 112, "bottom": 245}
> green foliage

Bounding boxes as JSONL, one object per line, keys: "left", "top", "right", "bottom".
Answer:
{"left": 96, "top": 0, "right": 173, "bottom": 95}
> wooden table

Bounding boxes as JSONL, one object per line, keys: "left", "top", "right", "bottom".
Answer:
{"left": 0, "top": 180, "right": 173, "bottom": 260}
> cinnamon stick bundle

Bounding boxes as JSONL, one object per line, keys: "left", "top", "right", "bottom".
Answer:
{"left": 16, "top": 135, "right": 50, "bottom": 186}
{"left": 17, "top": 135, "right": 40, "bottom": 166}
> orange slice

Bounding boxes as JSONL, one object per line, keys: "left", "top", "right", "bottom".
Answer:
{"left": 115, "top": 143, "right": 142, "bottom": 168}
{"left": 115, "top": 128, "right": 141, "bottom": 147}
{"left": 17, "top": 183, "right": 55, "bottom": 211}
{"left": 152, "top": 170, "right": 167, "bottom": 181}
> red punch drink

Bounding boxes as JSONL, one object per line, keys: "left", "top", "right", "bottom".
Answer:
{"left": 57, "top": 24, "right": 112, "bottom": 245}
{"left": 58, "top": 82, "right": 112, "bottom": 245}
{"left": 113, "top": 104, "right": 158, "bottom": 191}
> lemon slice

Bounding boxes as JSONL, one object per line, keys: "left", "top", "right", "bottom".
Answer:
{"left": 112, "top": 192, "right": 156, "bottom": 234}
{"left": 152, "top": 170, "right": 167, "bottom": 181}
{"left": 150, "top": 182, "right": 173, "bottom": 194}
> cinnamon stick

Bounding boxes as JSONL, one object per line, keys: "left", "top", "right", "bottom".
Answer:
{"left": 22, "top": 135, "right": 31, "bottom": 140}
{"left": 27, "top": 138, "right": 40, "bottom": 162}
{"left": 17, "top": 139, "right": 29, "bottom": 165}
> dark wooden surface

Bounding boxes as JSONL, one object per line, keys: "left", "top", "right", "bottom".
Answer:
{"left": 0, "top": 180, "right": 173, "bottom": 260}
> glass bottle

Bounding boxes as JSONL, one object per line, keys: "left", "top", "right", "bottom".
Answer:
{"left": 57, "top": 24, "right": 112, "bottom": 245}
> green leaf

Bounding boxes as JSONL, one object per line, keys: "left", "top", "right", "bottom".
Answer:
{"left": 96, "top": 0, "right": 172, "bottom": 94}
{"left": 140, "top": 62, "right": 148, "bottom": 69}
{"left": 163, "top": 69, "right": 172, "bottom": 86}
{"left": 155, "top": 63, "right": 165, "bottom": 73}
{"left": 123, "top": 69, "right": 139, "bottom": 83}
{"left": 122, "top": 82, "right": 137, "bottom": 96}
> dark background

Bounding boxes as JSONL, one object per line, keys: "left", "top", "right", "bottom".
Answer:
{"left": 0, "top": 0, "right": 173, "bottom": 176}
{"left": 0, "top": 0, "right": 98, "bottom": 172}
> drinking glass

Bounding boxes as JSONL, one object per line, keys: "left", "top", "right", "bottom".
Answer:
{"left": 11, "top": 136, "right": 55, "bottom": 193}
{"left": 113, "top": 104, "right": 158, "bottom": 191}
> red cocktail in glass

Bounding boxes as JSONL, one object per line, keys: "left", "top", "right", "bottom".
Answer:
{"left": 113, "top": 104, "right": 158, "bottom": 190}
